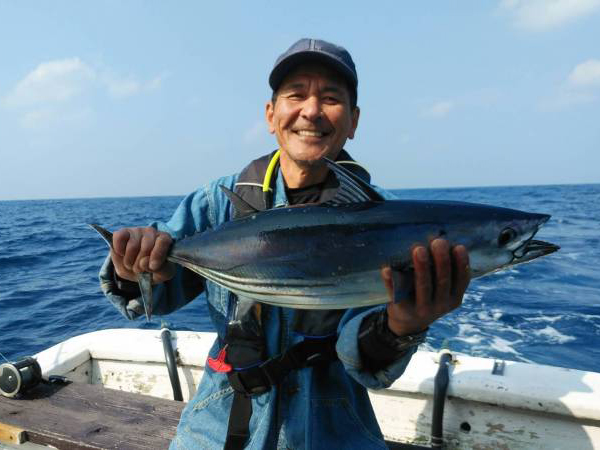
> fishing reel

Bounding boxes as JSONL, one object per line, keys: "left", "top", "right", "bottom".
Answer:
{"left": 0, "top": 357, "right": 42, "bottom": 398}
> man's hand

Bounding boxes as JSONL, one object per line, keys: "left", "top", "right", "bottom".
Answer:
{"left": 382, "top": 239, "right": 470, "bottom": 336}
{"left": 111, "top": 227, "right": 175, "bottom": 284}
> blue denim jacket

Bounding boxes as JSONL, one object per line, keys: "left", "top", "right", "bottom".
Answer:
{"left": 99, "top": 167, "right": 416, "bottom": 449}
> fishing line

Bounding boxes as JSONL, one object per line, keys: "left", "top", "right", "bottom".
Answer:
{"left": 0, "top": 351, "right": 10, "bottom": 363}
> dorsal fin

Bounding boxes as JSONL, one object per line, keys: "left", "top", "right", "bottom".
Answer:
{"left": 219, "top": 185, "right": 260, "bottom": 217}
{"left": 323, "top": 158, "right": 385, "bottom": 205}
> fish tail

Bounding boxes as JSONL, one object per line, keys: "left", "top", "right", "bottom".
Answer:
{"left": 89, "top": 224, "right": 114, "bottom": 249}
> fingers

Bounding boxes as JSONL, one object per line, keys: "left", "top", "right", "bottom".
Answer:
{"left": 110, "top": 227, "right": 174, "bottom": 282}
{"left": 450, "top": 245, "right": 470, "bottom": 309}
{"left": 380, "top": 267, "right": 394, "bottom": 300}
{"left": 431, "top": 238, "right": 451, "bottom": 305}
{"left": 124, "top": 228, "right": 143, "bottom": 270}
{"left": 413, "top": 245, "right": 432, "bottom": 306}
{"left": 384, "top": 239, "right": 470, "bottom": 336}
{"left": 111, "top": 248, "right": 137, "bottom": 282}
{"left": 113, "top": 229, "right": 131, "bottom": 257}
{"left": 150, "top": 233, "right": 173, "bottom": 271}
{"left": 413, "top": 239, "right": 468, "bottom": 313}
{"left": 133, "top": 232, "right": 156, "bottom": 273}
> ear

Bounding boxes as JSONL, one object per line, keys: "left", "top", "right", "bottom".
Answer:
{"left": 265, "top": 101, "right": 276, "bottom": 134}
{"left": 348, "top": 106, "right": 360, "bottom": 140}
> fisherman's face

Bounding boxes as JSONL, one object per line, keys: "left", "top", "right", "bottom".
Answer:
{"left": 266, "top": 64, "right": 359, "bottom": 166}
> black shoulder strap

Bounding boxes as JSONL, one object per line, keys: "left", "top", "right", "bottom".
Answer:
{"left": 224, "top": 392, "right": 253, "bottom": 450}
{"left": 233, "top": 150, "right": 279, "bottom": 215}
{"left": 232, "top": 149, "right": 371, "bottom": 218}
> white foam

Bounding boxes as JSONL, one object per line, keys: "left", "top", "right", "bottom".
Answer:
{"left": 476, "top": 308, "right": 503, "bottom": 322}
{"left": 524, "top": 314, "right": 563, "bottom": 323}
{"left": 455, "top": 335, "right": 483, "bottom": 344}
{"left": 490, "top": 336, "right": 521, "bottom": 355}
{"left": 475, "top": 284, "right": 496, "bottom": 291}
{"left": 464, "top": 291, "right": 483, "bottom": 303}
{"left": 580, "top": 314, "right": 600, "bottom": 321}
{"left": 533, "top": 326, "right": 576, "bottom": 344}
{"left": 457, "top": 323, "right": 478, "bottom": 334}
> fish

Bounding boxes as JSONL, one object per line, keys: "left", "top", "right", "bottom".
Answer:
{"left": 91, "top": 159, "right": 559, "bottom": 315}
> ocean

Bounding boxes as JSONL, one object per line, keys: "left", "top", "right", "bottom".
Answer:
{"left": 1, "top": 184, "right": 599, "bottom": 373}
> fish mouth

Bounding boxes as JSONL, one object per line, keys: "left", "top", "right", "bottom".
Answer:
{"left": 511, "top": 214, "right": 558, "bottom": 263}
{"left": 512, "top": 239, "right": 560, "bottom": 263}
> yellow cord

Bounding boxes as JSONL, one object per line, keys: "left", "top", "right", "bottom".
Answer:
{"left": 262, "top": 149, "right": 281, "bottom": 192}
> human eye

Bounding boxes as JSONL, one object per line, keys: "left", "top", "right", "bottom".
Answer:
{"left": 280, "top": 84, "right": 306, "bottom": 100}
{"left": 322, "top": 94, "right": 341, "bottom": 104}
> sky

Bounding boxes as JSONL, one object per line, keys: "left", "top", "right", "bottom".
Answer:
{"left": 0, "top": 1, "right": 599, "bottom": 200}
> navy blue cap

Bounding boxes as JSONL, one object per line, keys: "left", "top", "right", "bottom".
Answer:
{"left": 269, "top": 38, "right": 358, "bottom": 93}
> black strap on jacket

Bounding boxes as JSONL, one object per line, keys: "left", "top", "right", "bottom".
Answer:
{"left": 228, "top": 335, "right": 338, "bottom": 395}
{"left": 224, "top": 336, "right": 338, "bottom": 450}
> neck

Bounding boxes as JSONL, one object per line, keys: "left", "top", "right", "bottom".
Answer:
{"left": 279, "top": 152, "right": 332, "bottom": 188}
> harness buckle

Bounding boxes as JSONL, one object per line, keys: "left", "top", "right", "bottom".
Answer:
{"left": 228, "top": 369, "right": 270, "bottom": 396}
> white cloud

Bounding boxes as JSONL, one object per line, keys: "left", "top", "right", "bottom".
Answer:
{"left": 568, "top": 59, "right": 600, "bottom": 86}
{"left": 3, "top": 58, "right": 95, "bottom": 108}
{"left": 540, "top": 59, "right": 600, "bottom": 110}
{"left": 500, "top": 0, "right": 600, "bottom": 31}
{"left": 103, "top": 73, "right": 165, "bottom": 98}
{"left": 422, "top": 100, "right": 454, "bottom": 119}
{"left": 2, "top": 58, "right": 164, "bottom": 130}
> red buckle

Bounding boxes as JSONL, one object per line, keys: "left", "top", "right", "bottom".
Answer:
{"left": 207, "top": 346, "right": 232, "bottom": 373}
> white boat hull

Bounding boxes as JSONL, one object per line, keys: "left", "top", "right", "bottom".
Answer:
{"left": 32, "top": 329, "right": 600, "bottom": 449}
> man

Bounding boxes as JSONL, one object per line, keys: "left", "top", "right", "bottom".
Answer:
{"left": 100, "top": 38, "right": 470, "bottom": 449}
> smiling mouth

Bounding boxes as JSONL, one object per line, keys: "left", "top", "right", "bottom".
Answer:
{"left": 294, "top": 130, "right": 329, "bottom": 138}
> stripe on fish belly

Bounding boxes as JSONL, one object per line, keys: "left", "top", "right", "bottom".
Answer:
{"left": 171, "top": 255, "right": 389, "bottom": 309}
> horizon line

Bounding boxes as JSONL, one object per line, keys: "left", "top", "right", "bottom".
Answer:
{"left": 1, "top": 181, "right": 598, "bottom": 202}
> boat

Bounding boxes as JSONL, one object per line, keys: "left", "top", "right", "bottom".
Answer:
{"left": 1, "top": 328, "right": 600, "bottom": 449}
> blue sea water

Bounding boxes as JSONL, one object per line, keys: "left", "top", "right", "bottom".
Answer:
{"left": 0, "top": 184, "right": 599, "bottom": 373}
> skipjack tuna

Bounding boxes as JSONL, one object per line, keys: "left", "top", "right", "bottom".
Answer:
{"left": 91, "top": 159, "right": 559, "bottom": 317}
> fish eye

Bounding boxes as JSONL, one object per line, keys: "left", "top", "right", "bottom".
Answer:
{"left": 498, "top": 227, "right": 517, "bottom": 247}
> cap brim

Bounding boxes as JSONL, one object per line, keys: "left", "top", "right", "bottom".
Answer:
{"left": 268, "top": 51, "right": 358, "bottom": 92}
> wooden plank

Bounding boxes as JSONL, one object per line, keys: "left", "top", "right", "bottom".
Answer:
{"left": 0, "top": 381, "right": 431, "bottom": 449}
{"left": 0, "top": 382, "right": 185, "bottom": 450}
{"left": 0, "top": 422, "right": 26, "bottom": 445}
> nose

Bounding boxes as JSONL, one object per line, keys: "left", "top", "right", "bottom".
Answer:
{"left": 300, "top": 95, "right": 322, "bottom": 121}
